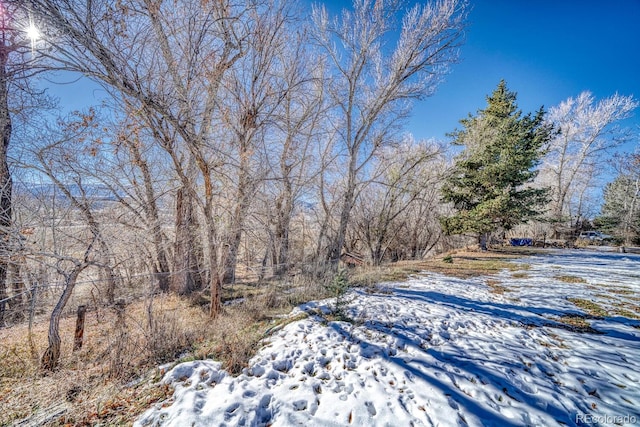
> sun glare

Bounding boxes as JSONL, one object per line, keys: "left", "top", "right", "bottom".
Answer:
{"left": 26, "top": 22, "right": 40, "bottom": 41}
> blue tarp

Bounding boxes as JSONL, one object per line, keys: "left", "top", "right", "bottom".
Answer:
{"left": 510, "top": 238, "right": 532, "bottom": 246}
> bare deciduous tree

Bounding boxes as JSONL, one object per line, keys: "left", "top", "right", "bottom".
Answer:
{"left": 311, "top": 0, "right": 467, "bottom": 264}
{"left": 540, "top": 92, "right": 638, "bottom": 236}
{"left": 0, "top": 3, "right": 46, "bottom": 325}
{"left": 20, "top": 0, "right": 291, "bottom": 316}
{"left": 352, "top": 139, "right": 444, "bottom": 265}
{"left": 217, "top": 1, "right": 299, "bottom": 283}
{"left": 599, "top": 153, "right": 640, "bottom": 245}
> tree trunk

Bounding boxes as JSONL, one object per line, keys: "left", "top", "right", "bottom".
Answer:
{"left": 7, "top": 259, "right": 24, "bottom": 320}
{"left": 274, "top": 219, "right": 290, "bottom": 276}
{"left": 99, "top": 264, "right": 117, "bottom": 305}
{"left": 42, "top": 264, "right": 86, "bottom": 371}
{"left": 327, "top": 156, "right": 357, "bottom": 266}
{"left": 479, "top": 233, "right": 488, "bottom": 251}
{"left": 222, "top": 145, "right": 254, "bottom": 284}
{"left": 171, "top": 186, "right": 203, "bottom": 294}
{"left": 154, "top": 236, "right": 171, "bottom": 293}
{"left": 0, "top": 49, "right": 12, "bottom": 327}
{"left": 222, "top": 227, "right": 243, "bottom": 284}
{"left": 129, "top": 138, "right": 171, "bottom": 292}
{"left": 272, "top": 153, "right": 295, "bottom": 276}
{"left": 203, "top": 210, "right": 222, "bottom": 318}
{"left": 372, "top": 243, "right": 385, "bottom": 267}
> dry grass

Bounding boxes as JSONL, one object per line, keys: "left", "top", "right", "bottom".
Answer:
{"left": 351, "top": 250, "right": 530, "bottom": 283}
{"left": 0, "top": 294, "right": 204, "bottom": 426}
{"left": 0, "top": 273, "right": 328, "bottom": 426}
{"left": 611, "top": 308, "right": 640, "bottom": 320}
{"left": 555, "top": 275, "right": 587, "bottom": 284}
{"left": 564, "top": 286, "right": 640, "bottom": 322}
{"left": 609, "top": 287, "right": 634, "bottom": 296}
{"left": 348, "top": 264, "right": 426, "bottom": 288}
{"left": 557, "top": 315, "right": 599, "bottom": 333}
{"left": 350, "top": 249, "right": 523, "bottom": 286}
{"left": 486, "top": 280, "right": 510, "bottom": 295}
{"left": 349, "top": 249, "right": 534, "bottom": 294}
{"left": 567, "top": 298, "right": 608, "bottom": 318}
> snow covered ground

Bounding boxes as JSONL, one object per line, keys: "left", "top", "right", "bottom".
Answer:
{"left": 136, "top": 250, "right": 640, "bottom": 426}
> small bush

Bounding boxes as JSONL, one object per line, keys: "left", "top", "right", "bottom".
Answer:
{"left": 215, "top": 329, "right": 261, "bottom": 375}
{"left": 326, "top": 269, "right": 350, "bottom": 319}
{"left": 442, "top": 255, "right": 453, "bottom": 264}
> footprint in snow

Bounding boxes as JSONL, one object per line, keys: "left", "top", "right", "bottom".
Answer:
{"left": 267, "top": 370, "right": 280, "bottom": 380}
{"left": 404, "top": 370, "right": 416, "bottom": 383}
{"left": 302, "top": 362, "right": 316, "bottom": 376}
{"left": 273, "top": 360, "right": 292, "bottom": 373}
{"left": 365, "top": 401, "right": 377, "bottom": 416}
{"left": 293, "top": 400, "right": 308, "bottom": 411}
{"left": 225, "top": 402, "right": 240, "bottom": 416}
{"left": 447, "top": 396, "right": 459, "bottom": 410}
{"left": 192, "top": 396, "right": 206, "bottom": 414}
{"left": 260, "top": 394, "right": 272, "bottom": 409}
{"left": 318, "top": 372, "right": 331, "bottom": 381}
{"left": 317, "top": 356, "right": 332, "bottom": 368}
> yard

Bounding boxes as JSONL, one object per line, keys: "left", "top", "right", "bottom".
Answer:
{"left": 136, "top": 249, "right": 640, "bottom": 426}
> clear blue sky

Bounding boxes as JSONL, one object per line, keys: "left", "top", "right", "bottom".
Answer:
{"left": 402, "top": 0, "right": 640, "bottom": 143}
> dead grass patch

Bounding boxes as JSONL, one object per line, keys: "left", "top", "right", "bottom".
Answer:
{"left": 511, "top": 272, "right": 530, "bottom": 279}
{"left": 0, "top": 294, "right": 206, "bottom": 426}
{"left": 555, "top": 275, "right": 587, "bottom": 284}
{"left": 486, "top": 280, "right": 510, "bottom": 295}
{"left": 567, "top": 298, "right": 607, "bottom": 318}
{"left": 411, "top": 257, "right": 516, "bottom": 279}
{"left": 609, "top": 287, "right": 634, "bottom": 296}
{"left": 611, "top": 308, "right": 640, "bottom": 320}
{"left": 349, "top": 248, "right": 536, "bottom": 284}
{"left": 556, "top": 315, "right": 599, "bottom": 333}
{"left": 348, "top": 264, "right": 424, "bottom": 288}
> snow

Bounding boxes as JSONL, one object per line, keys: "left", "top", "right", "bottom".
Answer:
{"left": 136, "top": 250, "right": 640, "bottom": 427}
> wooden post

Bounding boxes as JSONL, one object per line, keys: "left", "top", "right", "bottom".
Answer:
{"left": 73, "top": 305, "right": 87, "bottom": 352}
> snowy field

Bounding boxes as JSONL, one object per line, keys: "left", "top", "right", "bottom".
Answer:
{"left": 136, "top": 250, "right": 640, "bottom": 427}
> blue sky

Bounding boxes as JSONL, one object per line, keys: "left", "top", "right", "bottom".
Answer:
{"left": 401, "top": 0, "right": 640, "bottom": 143}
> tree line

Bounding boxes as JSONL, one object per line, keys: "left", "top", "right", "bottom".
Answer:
{"left": 0, "top": 0, "right": 637, "bottom": 371}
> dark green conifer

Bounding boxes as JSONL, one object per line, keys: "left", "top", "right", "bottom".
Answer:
{"left": 440, "top": 81, "right": 552, "bottom": 247}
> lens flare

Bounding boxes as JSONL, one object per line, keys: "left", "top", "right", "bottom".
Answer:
{"left": 26, "top": 22, "right": 40, "bottom": 42}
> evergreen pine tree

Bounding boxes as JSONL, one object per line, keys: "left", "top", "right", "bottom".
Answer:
{"left": 440, "top": 81, "right": 552, "bottom": 248}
